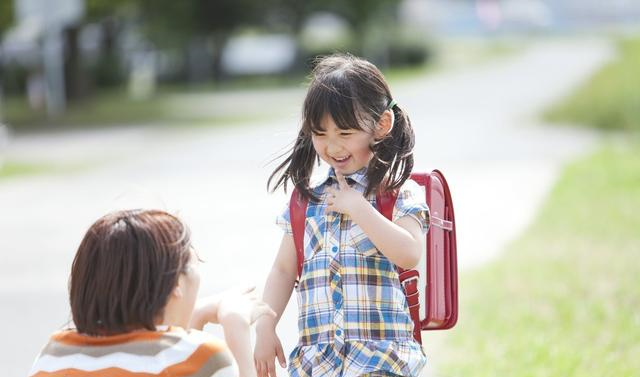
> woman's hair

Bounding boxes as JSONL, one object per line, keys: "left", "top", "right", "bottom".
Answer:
{"left": 69, "top": 209, "right": 192, "bottom": 336}
{"left": 268, "top": 53, "right": 415, "bottom": 201}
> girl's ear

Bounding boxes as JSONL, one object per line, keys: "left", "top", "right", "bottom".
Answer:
{"left": 375, "top": 110, "right": 394, "bottom": 140}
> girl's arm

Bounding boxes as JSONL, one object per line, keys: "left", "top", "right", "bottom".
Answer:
{"left": 326, "top": 174, "right": 423, "bottom": 269}
{"left": 254, "top": 234, "right": 297, "bottom": 377}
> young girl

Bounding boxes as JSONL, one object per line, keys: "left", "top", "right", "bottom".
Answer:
{"left": 29, "top": 209, "right": 275, "bottom": 377}
{"left": 254, "top": 55, "right": 430, "bottom": 377}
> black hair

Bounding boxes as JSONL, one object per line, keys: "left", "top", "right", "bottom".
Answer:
{"left": 268, "top": 53, "right": 415, "bottom": 201}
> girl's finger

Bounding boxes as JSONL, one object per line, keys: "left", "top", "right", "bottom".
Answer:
{"left": 336, "top": 173, "right": 348, "bottom": 190}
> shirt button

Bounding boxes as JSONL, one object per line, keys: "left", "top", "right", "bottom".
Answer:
{"left": 336, "top": 329, "right": 342, "bottom": 336}
{"left": 332, "top": 246, "right": 338, "bottom": 253}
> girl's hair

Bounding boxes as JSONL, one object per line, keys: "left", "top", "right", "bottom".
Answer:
{"left": 69, "top": 209, "right": 192, "bottom": 336}
{"left": 268, "top": 53, "right": 415, "bottom": 201}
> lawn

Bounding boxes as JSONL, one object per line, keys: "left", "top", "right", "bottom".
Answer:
{"left": 545, "top": 38, "right": 640, "bottom": 132}
{"left": 438, "top": 36, "right": 640, "bottom": 377}
{"left": 439, "top": 141, "right": 640, "bottom": 377}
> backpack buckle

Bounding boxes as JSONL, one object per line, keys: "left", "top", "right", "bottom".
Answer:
{"left": 431, "top": 216, "right": 453, "bottom": 231}
{"left": 399, "top": 270, "right": 420, "bottom": 296}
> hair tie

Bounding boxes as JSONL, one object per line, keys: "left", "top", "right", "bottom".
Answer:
{"left": 386, "top": 99, "right": 397, "bottom": 110}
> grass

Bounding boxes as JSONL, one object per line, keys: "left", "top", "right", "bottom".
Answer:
{"left": 1, "top": 87, "right": 275, "bottom": 132}
{"left": 0, "top": 161, "right": 57, "bottom": 179}
{"left": 439, "top": 140, "right": 640, "bottom": 377}
{"left": 437, "top": 35, "right": 640, "bottom": 377}
{"left": 545, "top": 38, "right": 640, "bottom": 131}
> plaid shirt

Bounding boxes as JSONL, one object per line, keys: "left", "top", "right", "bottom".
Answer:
{"left": 277, "top": 168, "right": 429, "bottom": 377}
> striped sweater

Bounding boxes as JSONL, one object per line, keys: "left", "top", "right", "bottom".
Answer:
{"left": 29, "top": 326, "right": 236, "bottom": 377}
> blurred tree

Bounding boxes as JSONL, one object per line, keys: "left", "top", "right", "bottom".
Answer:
{"left": 85, "top": 0, "right": 135, "bottom": 88}
{"left": 310, "top": 0, "right": 401, "bottom": 57}
{"left": 63, "top": 0, "right": 135, "bottom": 101}
{"left": 0, "top": 0, "right": 13, "bottom": 37}
{"left": 137, "top": 0, "right": 272, "bottom": 81}
{"left": 0, "top": 0, "right": 14, "bottom": 118}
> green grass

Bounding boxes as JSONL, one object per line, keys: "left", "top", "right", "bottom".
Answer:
{"left": 0, "top": 159, "right": 94, "bottom": 180}
{"left": 439, "top": 35, "right": 640, "bottom": 376}
{"left": 545, "top": 38, "right": 640, "bottom": 131}
{"left": 0, "top": 161, "right": 56, "bottom": 179}
{"left": 440, "top": 140, "right": 640, "bottom": 377}
{"left": 2, "top": 88, "right": 273, "bottom": 132}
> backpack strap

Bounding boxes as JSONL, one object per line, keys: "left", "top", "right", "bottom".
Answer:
{"left": 376, "top": 191, "right": 423, "bottom": 344}
{"left": 290, "top": 188, "right": 308, "bottom": 282}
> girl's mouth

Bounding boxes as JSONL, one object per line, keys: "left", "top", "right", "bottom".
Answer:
{"left": 331, "top": 155, "right": 351, "bottom": 168}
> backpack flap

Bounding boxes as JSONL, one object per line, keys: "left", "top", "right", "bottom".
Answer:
{"left": 418, "top": 170, "right": 458, "bottom": 330}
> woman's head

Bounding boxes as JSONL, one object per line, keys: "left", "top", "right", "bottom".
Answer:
{"left": 269, "top": 54, "right": 415, "bottom": 200}
{"left": 69, "top": 209, "right": 196, "bottom": 336}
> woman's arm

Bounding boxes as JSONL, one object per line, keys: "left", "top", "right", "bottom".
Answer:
{"left": 190, "top": 288, "right": 276, "bottom": 377}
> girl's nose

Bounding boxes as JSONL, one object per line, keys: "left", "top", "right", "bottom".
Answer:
{"left": 326, "top": 143, "right": 343, "bottom": 156}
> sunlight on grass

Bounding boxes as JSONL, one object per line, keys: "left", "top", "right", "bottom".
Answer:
{"left": 440, "top": 140, "right": 640, "bottom": 377}
{"left": 546, "top": 38, "right": 640, "bottom": 131}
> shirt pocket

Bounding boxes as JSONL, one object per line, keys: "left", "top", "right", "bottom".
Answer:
{"left": 349, "top": 223, "right": 380, "bottom": 258}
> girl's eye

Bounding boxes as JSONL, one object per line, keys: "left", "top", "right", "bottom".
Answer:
{"left": 312, "top": 132, "right": 326, "bottom": 137}
{"left": 340, "top": 132, "right": 354, "bottom": 137}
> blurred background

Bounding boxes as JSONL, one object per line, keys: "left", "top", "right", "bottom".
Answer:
{"left": 1, "top": 1, "right": 639, "bottom": 376}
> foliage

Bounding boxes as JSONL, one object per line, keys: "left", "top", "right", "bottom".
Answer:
{"left": 546, "top": 38, "right": 640, "bottom": 131}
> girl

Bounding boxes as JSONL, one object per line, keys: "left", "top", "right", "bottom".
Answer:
{"left": 30, "top": 209, "right": 275, "bottom": 377}
{"left": 255, "top": 54, "right": 430, "bottom": 377}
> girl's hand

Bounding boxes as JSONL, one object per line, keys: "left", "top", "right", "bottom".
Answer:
{"left": 325, "top": 173, "right": 367, "bottom": 216}
{"left": 254, "top": 326, "right": 286, "bottom": 377}
{"left": 217, "top": 286, "right": 276, "bottom": 326}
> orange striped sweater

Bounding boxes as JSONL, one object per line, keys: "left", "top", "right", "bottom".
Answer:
{"left": 29, "top": 326, "right": 236, "bottom": 377}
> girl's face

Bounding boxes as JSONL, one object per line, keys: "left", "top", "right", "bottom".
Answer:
{"left": 312, "top": 114, "right": 375, "bottom": 175}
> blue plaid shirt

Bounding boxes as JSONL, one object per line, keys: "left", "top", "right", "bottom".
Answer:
{"left": 277, "top": 168, "right": 429, "bottom": 377}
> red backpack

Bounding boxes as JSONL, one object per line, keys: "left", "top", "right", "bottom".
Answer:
{"left": 290, "top": 170, "right": 458, "bottom": 344}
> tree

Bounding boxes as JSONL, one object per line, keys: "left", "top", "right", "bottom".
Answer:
{"left": 136, "top": 0, "right": 275, "bottom": 81}
{"left": 0, "top": 0, "right": 13, "bottom": 37}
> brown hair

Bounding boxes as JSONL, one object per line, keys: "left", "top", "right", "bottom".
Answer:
{"left": 69, "top": 209, "right": 192, "bottom": 336}
{"left": 268, "top": 53, "right": 415, "bottom": 201}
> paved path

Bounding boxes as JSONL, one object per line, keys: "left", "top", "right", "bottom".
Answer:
{"left": 0, "top": 38, "right": 612, "bottom": 377}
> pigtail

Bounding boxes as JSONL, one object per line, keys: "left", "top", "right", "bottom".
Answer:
{"left": 367, "top": 103, "right": 415, "bottom": 196}
{"left": 267, "top": 129, "right": 320, "bottom": 202}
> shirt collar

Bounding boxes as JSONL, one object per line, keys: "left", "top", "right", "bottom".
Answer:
{"left": 321, "top": 167, "right": 369, "bottom": 189}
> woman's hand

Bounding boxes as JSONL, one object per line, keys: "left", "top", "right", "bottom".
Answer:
{"left": 217, "top": 286, "right": 276, "bottom": 326}
{"left": 325, "top": 173, "right": 368, "bottom": 216}
{"left": 190, "top": 287, "right": 275, "bottom": 330}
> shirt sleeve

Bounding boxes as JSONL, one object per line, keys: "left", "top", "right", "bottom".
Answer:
{"left": 393, "top": 179, "right": 430, "bottom": 233}
{"left": 275, "top": 201, "right": 293, "bottom": 235}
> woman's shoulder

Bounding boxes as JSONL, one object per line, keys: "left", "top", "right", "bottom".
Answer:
{"left": 29, "top": 328, "right": 235, "bottom": 377}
